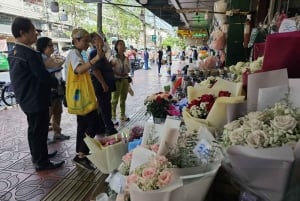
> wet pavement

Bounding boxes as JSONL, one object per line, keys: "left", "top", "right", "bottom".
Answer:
{"left": 0, "top": 60, "right": 184, "bottom": 200}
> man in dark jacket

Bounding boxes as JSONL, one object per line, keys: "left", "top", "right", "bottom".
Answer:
{"left": 8, "top": 17, "right": 64, "bottom": 171}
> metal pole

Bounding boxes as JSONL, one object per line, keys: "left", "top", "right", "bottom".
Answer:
{"left": 154, "top": 15, "right": 157, "bottom": 51}
{"left": 143, "top": 8, "right": 146, "bottom": 50}
{"left": 97, "top": 2, "right": 103, "bottom": 34}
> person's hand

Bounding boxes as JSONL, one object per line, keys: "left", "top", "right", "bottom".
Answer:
{"left": 102, "top": 82, "right": 109, "bottom": 92}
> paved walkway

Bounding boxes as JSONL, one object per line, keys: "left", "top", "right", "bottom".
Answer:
{"left": 0, "top": 60, "right": 185, "bottom": 200}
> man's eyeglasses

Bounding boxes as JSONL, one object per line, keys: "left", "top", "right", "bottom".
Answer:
{"left": 47, "top": 44, "right": 54, "bottom": 47}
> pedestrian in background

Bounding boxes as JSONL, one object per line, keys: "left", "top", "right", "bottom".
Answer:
{"left": 8, "top": 17, "right": 64, "bottom": 171}
{"left": 65, "top": 28, "right": 103, "bottom": 171}
{"left": 126, "top": 45, "right": 136, "bottom": 77}
{"left": 89, "top": 32, "right": 118, "bottom": 136}
{"left": 111, "top": 40, "right": 131, "bottom": 124}
{"left": 143, "top": 48, "right": 149, "bottom": 70}
{"left": 157, "top": 48, "right": 163, "bottom": 76}
{"left": 166, "top": 45, "right": 172, "bottom": 76}
{"left": 36, "top": 36, "right": 70, "bottom": 142}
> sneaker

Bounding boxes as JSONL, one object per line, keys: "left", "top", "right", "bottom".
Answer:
{"left": 120, "top": 116, "right": 130, "bottom": 122}
{"left": 112, "top": 118, "right": 119, "bottom": 126}
{"left": 54, "top": 133, "right": 70, "bottom": 141}
{"left": 73, "top": 155, "right": 95, "bottom": 171}
{"left": 47, "top": 138, "right": 55, "bottom": 145}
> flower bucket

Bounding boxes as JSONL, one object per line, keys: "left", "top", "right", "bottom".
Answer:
{"left": 153, "top": 117, "right": 166, "bottom": 124}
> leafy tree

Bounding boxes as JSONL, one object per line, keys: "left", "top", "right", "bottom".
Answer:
{"left": 162, "top": 36, "right": 186, "bottom": 50}
{"left": 56, "top": 0, "right": 95, "bottom": 28}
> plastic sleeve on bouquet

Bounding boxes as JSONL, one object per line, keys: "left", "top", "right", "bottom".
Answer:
{"left": 157, "top": 128, "right": 180, "bottom": 156}
{"left": 84, "top": 135, "right": 128, "bottom": 174}
{"left": 129, "top": 146, "right": 156, "bottom": 173}
{"left": 141, "top": 123, "right": 164, "bottom": 146}
{"left": 129, "top": 179, "right": 184, "bottom": 201}
{"left": 206, "top": 96, "right": 245, "bottom": 128}
{"left": 247, "top": 68, "right": 288, "bottom": 112}
{"left": 187, "top": 86, "right": 217, "bottom": 103}
{"left": 212, "top": 77, "right": 243, "bottom": 96}
{"left": 182, "top": 108, "right": 211, "bottom": 133}
{"left": 227, "top": 145, "right": 295, "bottom": 201}
{"left": 226, "top": 102, "right": 248, "bottom": 123}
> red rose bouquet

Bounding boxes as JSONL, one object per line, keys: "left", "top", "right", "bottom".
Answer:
{"left": 187, "top": 91, "right": 231, "bottom": 119}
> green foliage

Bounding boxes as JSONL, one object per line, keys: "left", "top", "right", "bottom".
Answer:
{"left": 57, "top": 0, "right": 95, "bottom": 28}
{"left": 161, "top": 36, "right": 186, "bottom": 49}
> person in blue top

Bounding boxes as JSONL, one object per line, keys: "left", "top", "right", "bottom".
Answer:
{"left": 8, "top": 17, "right": 64, "bottom": 171}
{"left": 144, "top": 48, "right": 149, "bottom": 70}
{"left": 89, "top": 32, "right": 118, "bottom": 136}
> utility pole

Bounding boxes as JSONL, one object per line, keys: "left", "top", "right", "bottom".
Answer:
{"left": 153, "top": 15, "right": 157, "bottom": 51}
{"left": 97, "top": 2, "right": 103, "bottom": 35}
{"left": 141, "top": 8, "right": 146, "bottom": 50}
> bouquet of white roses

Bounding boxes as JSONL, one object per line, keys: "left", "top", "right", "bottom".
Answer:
{"left": 223, "top": 102, "right": 300, "bottom": 148}
{"left": 223, "top": 100, "right": 300, "bottom": 201}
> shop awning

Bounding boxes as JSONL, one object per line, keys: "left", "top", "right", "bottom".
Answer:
{"left": 135, "top": 0, "right": 215, "bottom": 30}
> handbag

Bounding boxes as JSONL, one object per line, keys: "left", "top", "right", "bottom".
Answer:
{"left": 65, "top": 64, "right": 97, "bottom": 115}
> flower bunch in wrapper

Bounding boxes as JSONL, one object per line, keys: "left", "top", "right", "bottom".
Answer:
{"left": 227, "top": 56, "right": 263, "bottom": 82}
{"left": 187, "top": 91, "right": 231, "bottom": 119}
{"left": 127, "top": 156, "right": 175, "bottom": 191}
{"left": 144, "top": 92, "right": 175, "bottom": 118}
{"left": 96, "top": 134, "right": 123, "bottom": 147}
{"left": 128, "top": 125, "right": 144, "bottom": 142}
{"left": 118, "top": 151, "right": 133, "bottom": 175}
{"left": 199, "top": 76, "right": 218, "bottom": 88}
{"left": 166, "top": 125, "right": 222, "bottom": 168}
{"left": 222, "top": 102, "right": 300, "bottom": 148}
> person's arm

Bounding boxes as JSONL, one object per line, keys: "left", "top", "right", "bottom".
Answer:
{"left": 93, "top": 68, "right": 109, "bottom": 92}
{"left": 44, "top": 56, "right": 64, "bottom": 68}
{"left": 28, "top": 53, "right": 58, "bottom": 88}
{"left": 75, "top": 43, "right": 104, "bottom": 74}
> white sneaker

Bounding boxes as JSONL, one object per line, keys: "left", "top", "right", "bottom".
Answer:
{"left": 112, "top": 118, "right": 119, "bottom": 125}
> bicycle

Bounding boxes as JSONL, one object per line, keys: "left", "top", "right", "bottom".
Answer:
{"left": 0, "top": 81, "right": 17, "bottom": 106}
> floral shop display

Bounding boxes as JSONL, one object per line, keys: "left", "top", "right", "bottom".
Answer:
{"left": 144, "top": 92, "right": 180, "bottom": 123}
{"left": 127, "top": 119, "right": 223, "bottom": 201}
{"left": 109, "top": 118, "right": 223, "bottom": 201}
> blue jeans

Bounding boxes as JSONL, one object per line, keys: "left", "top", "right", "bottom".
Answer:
{"left": 144, "top": 59, "right": 149, "bottom": 70}
{"left": 130, "top": 60, "right": 135, "bottom": 76}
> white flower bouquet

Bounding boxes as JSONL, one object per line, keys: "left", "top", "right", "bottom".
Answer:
{"left": 223, "top": 101, "right": 300, "bottom": 201}
{"left": 223, "top": 102, "right": 300, "bottom": 148}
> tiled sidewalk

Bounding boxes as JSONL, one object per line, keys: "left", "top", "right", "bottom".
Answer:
{"left": 0, "top": 61, "right": 184, "bottom": 200}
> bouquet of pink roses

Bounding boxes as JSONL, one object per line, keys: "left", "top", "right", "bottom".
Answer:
{"left": 127, "top": 155, "right": 175, "bottom": 191}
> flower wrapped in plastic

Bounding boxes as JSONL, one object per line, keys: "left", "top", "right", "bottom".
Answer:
{"left": 184, "top": 77, "right": 244, "bottom": 132}
{"left": 153, "top": 121, "right": 223, "bottom": 201}
{"left": 84, "top": 133, "right": 128, "bottom": 174}
{"left": 222, "top": 101, "right": 300, "bottom": 201}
